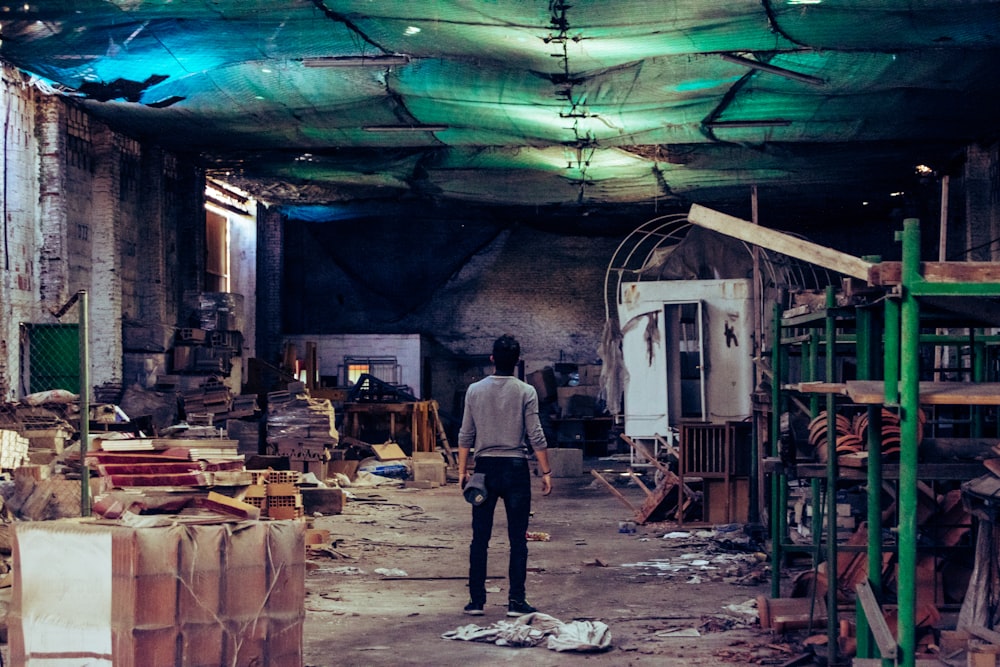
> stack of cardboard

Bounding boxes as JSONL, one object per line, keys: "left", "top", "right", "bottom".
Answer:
{"left": 9, "top": 518, "right": 305, "bottom": 666}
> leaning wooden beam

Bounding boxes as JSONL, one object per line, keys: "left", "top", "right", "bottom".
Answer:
{"left": 625, "top": 471, "right": 654, "bottom": 497}
{"left": 620, "top": 434, "right": 699, "bottom": 500}
{"left": 687, "top": 203, "right": 874, "bottom": 280}
{"left": 590, "top": 469, "right": 639, "bottom": 514}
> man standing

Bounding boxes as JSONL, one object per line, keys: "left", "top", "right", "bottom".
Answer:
{"left": 457, "top": 334, "right": 552, "bottom": 617}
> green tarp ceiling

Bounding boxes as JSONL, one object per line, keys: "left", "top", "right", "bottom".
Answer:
{"left": 2, "top": 1, "right": 999, "bottom": 221}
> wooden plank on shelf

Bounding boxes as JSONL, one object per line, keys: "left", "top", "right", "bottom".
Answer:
{"left": 784, "top": 382, "right": 848, "bottom": 396}
{"left": 871, "top": 261, "right": 1000, "bottom": 285}
{"left": 845, "top": 380, "right": 1000, "bottom": 405}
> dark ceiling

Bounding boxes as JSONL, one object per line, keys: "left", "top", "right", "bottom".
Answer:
{"left": 3, "top": 1, "right": 999, "bottom": 227}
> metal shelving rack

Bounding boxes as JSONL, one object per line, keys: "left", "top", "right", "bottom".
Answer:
{"left": 769, "top": 218, "right": 1000, "bottom": 667}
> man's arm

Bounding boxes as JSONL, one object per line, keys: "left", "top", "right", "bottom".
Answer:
{"left": 457, "top": 446, "right": 471, "bottom": 489}
{"left": 457, "top": 386, "right": 476, "bottom": 490}
{"left": 534, "top": 447, "right": 552, "bottom": 496}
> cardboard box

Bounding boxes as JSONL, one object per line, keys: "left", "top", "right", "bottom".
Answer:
{"left": 329, "top": 460, "right": 360, "bottom": 481}
{"left": 372, "top": 442, "right": 407, "bottom": 461}
{"left": 526, "top": 368, "right": 557, "bottom": 402}
{"left": 9, "top": 518, "right": 305, "bottom": 667}
{"left": 412, "top": 460, "right": 446, "bottom": 485}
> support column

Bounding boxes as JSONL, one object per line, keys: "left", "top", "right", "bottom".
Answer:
{"left": 257, "top": 203, "right": 283, "bottom": 364}
{"left": 37, "top": 95, "right": 69, "bottom": 312}
{"left": 88, "top": 123, "right": 123, "bottom": 387}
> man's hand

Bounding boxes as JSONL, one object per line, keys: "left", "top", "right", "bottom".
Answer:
{"left": 540, "top": 473, "right": 552, "bottom": 496}
{"left": 460, "top": 469, "right": 471, "bottom": 491}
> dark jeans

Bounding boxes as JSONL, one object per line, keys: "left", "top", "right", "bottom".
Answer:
{"left": 468, "top": 456, "right": 531, "bottom": 604}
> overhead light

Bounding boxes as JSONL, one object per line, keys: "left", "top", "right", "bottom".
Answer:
{"left": 720, "top": 53, "right": 825, "bottom": 86}
{"left": 362, "top": 124, "right": 449, "bottom": 132}
{"left": 301, "top": 55, "right": 410, "bottom": 68}
{"left": 703, "top": 119, "right": 792, "bottom": 128}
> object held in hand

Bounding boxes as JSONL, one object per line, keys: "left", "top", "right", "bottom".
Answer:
{"left": 463, "top": 472, "right": 488, "bottom": 506}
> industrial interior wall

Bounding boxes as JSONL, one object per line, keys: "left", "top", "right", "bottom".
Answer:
{"left": 962, "top": 142, "right": 1000, "bottom": 262}
{"left": 0, "top": 66, "right": 41, "bottom": 401}
{"left": 0, "top": 68, "right": 208, "bottom": 401}
{"left": 280, "top": 213, "right": 618, "bottom": 376}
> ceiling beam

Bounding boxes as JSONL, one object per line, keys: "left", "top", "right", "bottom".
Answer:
{"left": 719, "top": 53, "right": 826, "bottom": 87}
{"left": 687, "top": 204, "right": 873, "bottom": 280}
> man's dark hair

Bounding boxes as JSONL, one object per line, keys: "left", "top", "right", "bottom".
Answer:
{"left": 492, "top": 334, "right": 520, "bottom": 374}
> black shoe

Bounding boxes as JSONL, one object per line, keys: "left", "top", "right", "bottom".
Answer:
{"left": 507, "top": 599, "right": 537, "bottom": 617}
{"left": 463, "top": 601, "right": 485, "bottom": 616}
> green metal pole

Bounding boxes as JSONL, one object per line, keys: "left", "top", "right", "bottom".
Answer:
{"left": 972, "top": 334, "right": 984, "bottom": 438}
{"left": 884, "top": 298, "right": 900, "bottom": 408}
{"left": 857, "top": 305, "right": 884, "bottom": 659}
{"left": 898, "top": 219, "right": 922, "bottom": 667}
{"left": 808, "top": 331, "right": 820, "bottom": 417}
{"left": 807, "top": 328, "right": 823, "bottom": 578}
{"left": 79, "top": 290, "right": 91, "bottom": 517}
{"left": 771, "top": 303, "right": 783, "bottom": 599}
{"left": 824, "top": 286, "right": 839, "bottom": 663}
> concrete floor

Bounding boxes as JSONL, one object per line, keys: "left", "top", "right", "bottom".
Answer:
{"left": 302, "top": 459, "right": 789, "bottom": 666}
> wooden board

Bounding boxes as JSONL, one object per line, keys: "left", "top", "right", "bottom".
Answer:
{"left": 871, "top": 261, "right": 1000, "bottom": 285}
{"left": 844, "top": 380, "right": 1000, "bottom": 406}
{"left": 687, "top": 204, "right": 873, "bottom": 280}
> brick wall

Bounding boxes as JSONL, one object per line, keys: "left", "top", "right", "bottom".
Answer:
{"left": 417, "top": 226, "right": 618, "bottom": 374}
{"left": 0, "top": 69, "right": 42, "bottom": 399}
{"left": 0, "top": 72, "right": 207, "bottom": 400}
{"left": 280, "top": 212, "right": 618, "bottom": 376}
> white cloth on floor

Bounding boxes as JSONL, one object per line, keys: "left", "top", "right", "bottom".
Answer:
{"left": 442, "top": 612, "right": 612, "bottom": 652}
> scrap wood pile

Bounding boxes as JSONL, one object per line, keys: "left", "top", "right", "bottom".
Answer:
{"left": 772, "top": 485, "right": 974, "bottom": 659}
{"left": 590, "top": 434, "right": 702, "bottom": 525}
{"left": 958, "top": 453, "right": 1000, "bottom": 655}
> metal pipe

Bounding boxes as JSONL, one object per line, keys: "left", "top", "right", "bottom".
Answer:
{"left": 898, "top": 218, "right": 922, "bottom": 667}
{"left": 972, "top": 334, "right": 984, "bottom": 438}
{"left": 771, "top": 302, "right": 783, "bottom": 599}
{"left": 79, "top": 290, "right": 91, "bottom": 517}
{"left": 808, "top": 330, "right": 820, "bottom": 417}
{"left": 858, "top": 304, "right": 884, "bottom": 659}
{"left": 824, "top": 286, "right": 839, "bottom": 662}
{"left": 884, "top": 298, "right": 900, "bottom": 407}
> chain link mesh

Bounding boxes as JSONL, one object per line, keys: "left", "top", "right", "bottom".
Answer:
{"left": 19, "top": 298, "right": 81, "bottom": 400}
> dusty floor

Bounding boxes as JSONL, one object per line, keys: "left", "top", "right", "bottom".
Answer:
{"left": 301, "top": 458, "right": 794, "bottom": 667}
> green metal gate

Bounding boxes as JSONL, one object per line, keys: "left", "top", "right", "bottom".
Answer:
{"left": 21, "top": 323, "right": 80, "bottom": 395}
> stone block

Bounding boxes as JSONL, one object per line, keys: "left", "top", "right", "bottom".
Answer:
{"left": 546, "top": 447, "right": 583, "bottom": 478}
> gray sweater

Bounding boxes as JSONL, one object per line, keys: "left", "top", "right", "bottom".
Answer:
{"left": 457, "top": 375, "right": 548, "bottom": 459}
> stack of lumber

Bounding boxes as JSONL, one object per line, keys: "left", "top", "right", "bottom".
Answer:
{"left": 88, "top": 435, "right": 247, "bottom": 490}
